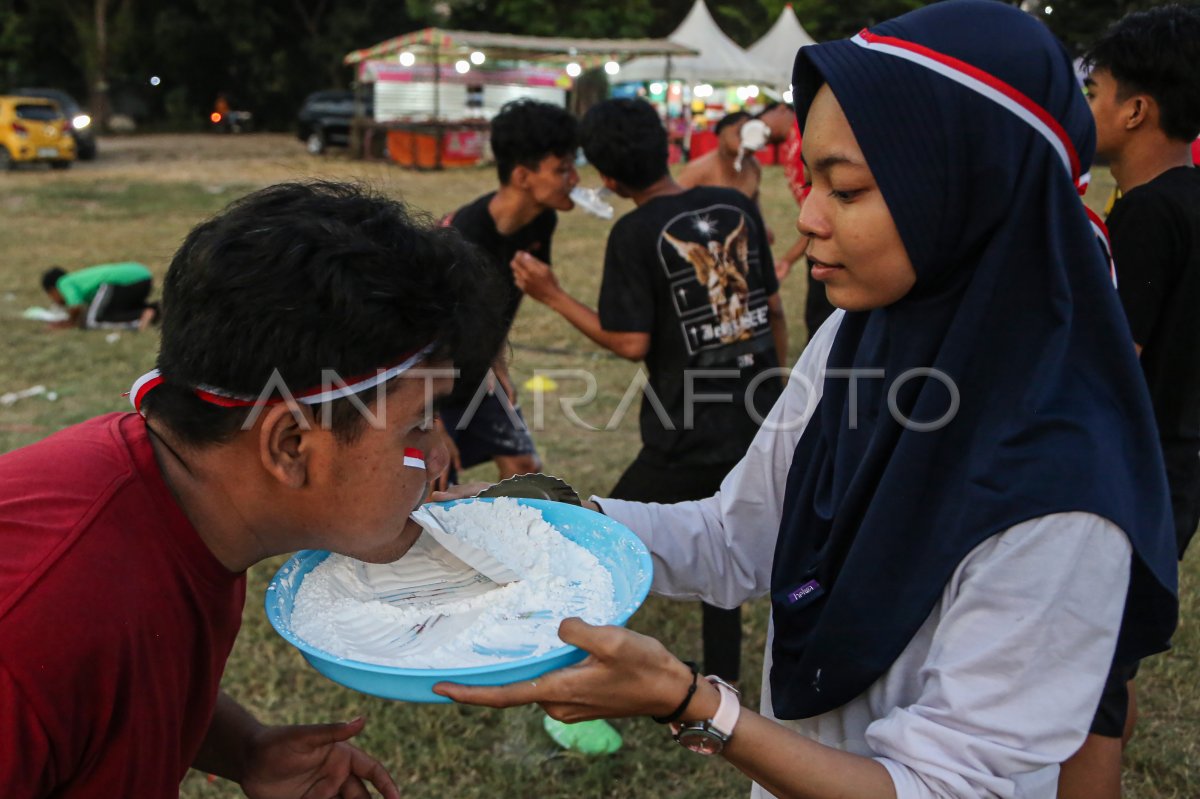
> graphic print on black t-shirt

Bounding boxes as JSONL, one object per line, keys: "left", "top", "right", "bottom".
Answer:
{"left": 599, "top": 187, "right": 781, "bottom": 465}
{"left": 657, "top": 203, "right": 774, "bottom": 365}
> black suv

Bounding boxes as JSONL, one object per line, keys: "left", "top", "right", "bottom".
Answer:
{"left": 15, "top": 88, "right": 96, "bottom": 160}
{"left": 296, "top": 90, "right": 371, "bottom": 155}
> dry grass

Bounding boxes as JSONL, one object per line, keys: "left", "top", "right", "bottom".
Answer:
{"left": 0, "top": 135, "right": 1194, "bottom": 797}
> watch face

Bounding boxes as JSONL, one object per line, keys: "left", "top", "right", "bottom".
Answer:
{"left": 677, "top": 727, "right": 725, "bottom": 756}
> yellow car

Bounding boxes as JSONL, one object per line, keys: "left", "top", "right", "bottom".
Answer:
{"left": 0, "top": 95, "right": 76, "bottom": 170}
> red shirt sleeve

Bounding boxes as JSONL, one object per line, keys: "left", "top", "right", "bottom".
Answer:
{"left": 0, "top": 661, "right": 54, "bottom": 795}
{"left": 782, "top": 124, "right": 807, "bottom": 205}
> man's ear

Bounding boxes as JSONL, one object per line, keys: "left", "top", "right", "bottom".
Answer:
{"left": 600, "top": 174, "right": 625, "bottom": 197}
{"left": 257, "top": 401, "right": 316, "bottom": 489}
{"left": 510, "top": 163, "right": 533, "bottom": 191}
{"left": 1126, "top": 94, "right": 1152, "bottom": 131}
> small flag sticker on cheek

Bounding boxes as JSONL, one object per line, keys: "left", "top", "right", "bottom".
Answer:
{"left": 403, "top": 448, "right": 426, "bottom": 470}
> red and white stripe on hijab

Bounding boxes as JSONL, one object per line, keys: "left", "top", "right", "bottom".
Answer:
{"left": 850, "top": 29, "right": 1117, "bottom": 286}
{"left": 128, "top": 342, "right": 437, "bottom": 415}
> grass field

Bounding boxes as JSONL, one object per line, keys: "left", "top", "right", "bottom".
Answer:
{"left": 0, "top": 134, "right": 1195, "bottom": 797}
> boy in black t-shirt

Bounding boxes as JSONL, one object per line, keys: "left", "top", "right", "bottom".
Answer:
{"left": 510, "top": 98, "right": 788, "bottom": 687}
{"left": 438, "top": 100, "right": 579, "bottom": 486}
{"left": 1063, "top": 8, "right": 1200, "bottom": 799}
{"left": 1085, "top": 8, "right": 1200, "bottom": 561}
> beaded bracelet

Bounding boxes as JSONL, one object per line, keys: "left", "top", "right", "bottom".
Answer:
{"left": 652, "top": 660, "right": 700, "bottom": 724}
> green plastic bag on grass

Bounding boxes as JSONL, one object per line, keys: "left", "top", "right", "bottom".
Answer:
{"left": 542, "top": 716, "right": 623, "bottom": 755}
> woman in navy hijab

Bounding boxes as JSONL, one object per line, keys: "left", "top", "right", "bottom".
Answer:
{"left": 437, "top": 2, "right": 1178, "bottom": 796}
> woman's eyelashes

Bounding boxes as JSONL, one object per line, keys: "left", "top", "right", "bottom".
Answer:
{"left": 829, "top": 188, "right": 864, "bottom": 202}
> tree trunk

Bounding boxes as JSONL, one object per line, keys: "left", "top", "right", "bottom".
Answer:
{"left": 89, "top": 0, "right": 110, "bottom": 129}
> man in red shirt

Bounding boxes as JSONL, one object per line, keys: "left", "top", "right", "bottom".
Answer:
{"left": 0, "top": 182, "right": 505, "bottom": 797}
{"left": 755, "top": 103, "right": 835, "bottom": 344}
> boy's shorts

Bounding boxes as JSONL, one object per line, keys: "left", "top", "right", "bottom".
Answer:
{"left": 85, "top": 279, "right": 152, "bottom": 329}
{"left": 1089, "top": 660, "right": 1140, "bottom": 738}
{"left": 1162, "top": 438, "right": 1200, "bottom": 557}
{"left": 439, "top": 391, "right": 537, "bottom": 471}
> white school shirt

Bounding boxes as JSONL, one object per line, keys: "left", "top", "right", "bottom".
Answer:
{"left": 595, "top": 311, "right": 1132, "bottom": 799}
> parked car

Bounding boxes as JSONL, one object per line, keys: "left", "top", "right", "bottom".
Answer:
{"left": 297, "top": 90, "right": 371, "bottom": 155}
{"left": 0, "top": 95, "right": 75, "bottom": 170}
{"left": 14, "top": 88, "right": 95, "bottom": 160}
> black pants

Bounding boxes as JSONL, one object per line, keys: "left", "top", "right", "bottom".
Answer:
{"left": 85, "top": 279, "right": 153, "bottom": 329}
{"left": 804, "top": 271, "right": 837, "bottom": 342}
{"left": 1089, "top": 659, "right": 1140, "bottom": 738}
{"left": 1088, "top": 439, "right": 1199, "bottom": 737}
{"left": 1162, "top": 438, "right": 1200, "bottom": 558}
{"left": 609, "top": 451, "right": 742, "bottom": 682}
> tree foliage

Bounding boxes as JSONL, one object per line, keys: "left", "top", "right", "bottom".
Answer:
{"left": 0, "top": 0, "right": 1153, "bottom": 130}
{"left": 785, "top": 0, "right": 929, "bottom": 40}
{"left": 1021, "top": 0, "right": 1168, "bottom": 55}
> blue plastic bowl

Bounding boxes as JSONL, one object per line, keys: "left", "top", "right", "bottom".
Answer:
{"left": 265, "top": 497, "right": 653, "bottom": 702}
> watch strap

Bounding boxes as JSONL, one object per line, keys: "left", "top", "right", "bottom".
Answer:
{"left": 669, "top": 676, "right": 742, "bottom": 752}
{"left": 707, "top": 677, "right": 741, "bottom": 739}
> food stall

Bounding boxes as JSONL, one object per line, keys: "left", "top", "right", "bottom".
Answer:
{"left": 343, "top": 29, "right": 696, "bottom": 169}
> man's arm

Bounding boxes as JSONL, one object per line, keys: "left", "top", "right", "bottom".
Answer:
{"left": 192, "top": 691, "right": 259, "bottom": 780}
{"left": 194, "top": 691, "right": 399, "bottom": 799}
{"left": 490, "top": 350, "right": 518, "bottom": 404}
{"left": 775, "top": 236, "right": 809, "bottom": 282}
{"left": 47, "top": 304, "right": 84, "bottom": 331}
{"left": 767, "top": 292, "right": 788, "bottom": 368}
{"left": 748, "top": 162, "right": 775, "bottom": 245}
{"left": 511, "top": 251, "right": 650, "bottom": 361}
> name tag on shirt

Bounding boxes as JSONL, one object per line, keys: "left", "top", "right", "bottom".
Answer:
{"left": 781, "top": 579, "right": 824, "bottom": 608}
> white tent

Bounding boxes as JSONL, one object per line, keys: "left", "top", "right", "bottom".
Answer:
{"left": 619, "top": 0, "right": 777, "bottom": 87}
{"left": 747, "top": 4, "right": 817, "bottom": 91}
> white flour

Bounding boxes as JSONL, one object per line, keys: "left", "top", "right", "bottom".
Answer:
{"left": 290, "top": 499, "right": 616, "bottom": 668}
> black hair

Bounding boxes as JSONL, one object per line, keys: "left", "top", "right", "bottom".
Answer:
{"left": 755, "top": 102, "right": 782, "bottom": 117}
{"left": 490, "top": 99, "right": 578, "bottom": 184}
{"left": 41, "top": 266, "right": 66, "bottom": 292}
{"left": 143, "top": 181, "right": 505, "bottom": 446}
{"left": 1083, "top": 4, "right": 1200, "bottom": 142}
{"left": 715, "top": 111, "right": 751, "bottom": 135}
{"left": 579, "top": 98, "right": 669, "bottom": 191}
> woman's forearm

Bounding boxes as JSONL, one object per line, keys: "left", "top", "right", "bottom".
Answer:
{"left": 722, "top": 708, "right": 896, "bottom": 799}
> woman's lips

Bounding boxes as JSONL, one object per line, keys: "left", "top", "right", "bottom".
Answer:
{"left": 809, "top": 257, "right": 844, "bottom": 281}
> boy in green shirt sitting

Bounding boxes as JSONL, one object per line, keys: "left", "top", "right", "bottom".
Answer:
{"left": 41, "top": 262, "right": 159, "bottom": 331}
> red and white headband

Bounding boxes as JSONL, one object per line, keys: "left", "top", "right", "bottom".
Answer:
{"left": 128, "top": 342, "right": 437, "bottom": 415}
{"left": 850, "top": 30, "right": 1116, "bottom": 286}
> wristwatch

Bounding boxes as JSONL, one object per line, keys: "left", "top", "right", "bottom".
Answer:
{"left": 671, "top": 676, "right": 741, "bottom": 755}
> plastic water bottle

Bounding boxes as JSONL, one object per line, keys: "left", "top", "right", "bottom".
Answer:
{"left": 570, "top": 186, "right": 614, "bottom": 220}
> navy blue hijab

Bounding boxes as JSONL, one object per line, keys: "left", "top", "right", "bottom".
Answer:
{"left": 769, "top": 0, "right": 1178, "bottom": 720}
